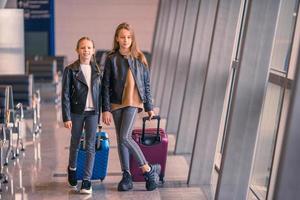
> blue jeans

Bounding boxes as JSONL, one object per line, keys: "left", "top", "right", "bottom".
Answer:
{"left": 112, "top": 107, "right": 147, "bottom": 171}
{"left": 69, "top": 111, "right": 98, "bottom": 180}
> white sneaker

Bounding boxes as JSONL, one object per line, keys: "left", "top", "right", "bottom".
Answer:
{"left": 80, "top": 180, "right": 92, "bottom": 194}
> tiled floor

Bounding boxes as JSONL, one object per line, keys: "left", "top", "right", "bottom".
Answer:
{"left": 0, "top": 88, "right": 207, "bottom": 200}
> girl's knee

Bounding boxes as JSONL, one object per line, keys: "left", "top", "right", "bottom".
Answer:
{"left": 120, "top": 136, "right": 131, "bottom": 147}
{"left": 85, "top": 145, "right": 96, "bottom": 154}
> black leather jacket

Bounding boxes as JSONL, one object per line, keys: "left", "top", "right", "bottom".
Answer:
{"left": 102, "top": 51, "right": 153, "bottom": 112}
{"left": 61, "top": 60, "right": 102, "bottom": 122}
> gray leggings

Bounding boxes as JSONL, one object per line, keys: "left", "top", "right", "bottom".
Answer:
{"left": 112, "top": 107, "right": 147, "bottom": 171}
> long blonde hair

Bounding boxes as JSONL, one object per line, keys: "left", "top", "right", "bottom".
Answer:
{"left": 112, "top": 22, "right": 148, "bottom": 67}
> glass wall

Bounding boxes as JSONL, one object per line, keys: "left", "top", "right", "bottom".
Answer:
{"left": 249, "top": 0, "right": 299, "bottom": 199}
{"left": 212, "top": 0, "right": 248, "bottom": 194}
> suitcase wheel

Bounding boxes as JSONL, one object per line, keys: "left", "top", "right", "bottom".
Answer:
{"left": 159, "top": 174, "right": 165, "bottom": 184}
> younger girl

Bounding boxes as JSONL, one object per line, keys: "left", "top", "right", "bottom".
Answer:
{"left": 102, "top": 22, "right": 161, "bottom": 191}
{"left": 61, "top": 36, "right": 102, "bottom": 194}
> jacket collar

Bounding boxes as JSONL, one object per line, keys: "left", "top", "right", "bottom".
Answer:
{"left": 115, "top": 51, "right": 135, "bottom": 70}
{"left": 70, "top": 60, "right": 100, "bottom": 73}
{"left": 71, "top": 59, "right": 101, "bottom": 85}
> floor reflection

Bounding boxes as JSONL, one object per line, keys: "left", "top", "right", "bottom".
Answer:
{"left": 0, "top": 95, "right": 206, "bottom": 199}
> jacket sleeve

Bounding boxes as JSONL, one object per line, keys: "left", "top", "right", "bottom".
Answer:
{"left": 143, "top": 65, "right": 153, "bottom": 112}
{"left": 101, "top": 57, "right": 112, "bottom": 112}
{"left": 61, "top": 67, "right": 72, "bottom": 122}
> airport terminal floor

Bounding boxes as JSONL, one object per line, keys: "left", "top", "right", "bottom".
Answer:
{"left": 0, "top": 83, "right": 207, "bottom": 200}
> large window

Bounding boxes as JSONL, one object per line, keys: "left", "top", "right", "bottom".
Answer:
{"left": 249, "top": 1, "right": 299, "bottom": 199}
{"left": 212, "top": 0, "right": 248, "bottom": 194}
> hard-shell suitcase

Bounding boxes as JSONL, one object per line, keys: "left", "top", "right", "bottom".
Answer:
{"left": 130, "top": 115, "right": 168, "bottom": 182}
{"left": 76, "top": 131, "right": 109, "bottom": 181}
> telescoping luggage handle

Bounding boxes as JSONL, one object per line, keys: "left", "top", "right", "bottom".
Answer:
{"left": 82, "top": 125, "right": 108, "bottom": 150}
{"left": 142, "top": 115, "right": 161, "bottom": 143}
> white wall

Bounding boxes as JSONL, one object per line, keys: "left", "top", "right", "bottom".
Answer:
{"left": 55, "top": 0, "right": 159, "bottom": 64}
{"left": 0, "top": 9, "right": 24, "bottom": 74}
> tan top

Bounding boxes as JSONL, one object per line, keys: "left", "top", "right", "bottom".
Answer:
{"left": 111, "top": 68, "right": 143, "bottom": 111}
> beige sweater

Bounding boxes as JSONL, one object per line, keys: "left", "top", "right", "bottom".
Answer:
{"left": 111, "top": 68, "right": 143, "bottom": 111}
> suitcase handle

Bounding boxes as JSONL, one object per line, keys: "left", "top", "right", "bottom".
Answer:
{"left": 97, "top": 124, "right": 102, "bottom": 132}
{"left": 142, "top": 115, "right": 161, "bottom": 143}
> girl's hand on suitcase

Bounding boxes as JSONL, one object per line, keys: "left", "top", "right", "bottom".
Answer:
{"left": 102, "top": 111, "right": 112, "bottom": 125}
{"left": 64, "top": 121, "right": 72, "bottom": 129}
{"left": 147, "top": 111, "right": 155, "bottom": 120}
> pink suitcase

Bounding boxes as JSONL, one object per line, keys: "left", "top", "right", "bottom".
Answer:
{"left": 130, "top": 115, "right": 168, "bottom": 182}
